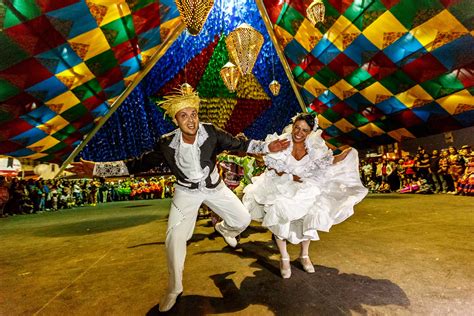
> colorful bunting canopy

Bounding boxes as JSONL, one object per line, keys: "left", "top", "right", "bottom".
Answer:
{"left": 0, "top": 0, "right": 181, "bottom": 163}
{"left": 1, "top": 0, "right": 473, "bottom": 166}
{"left": 80, "top": 0, "right": 301, "bottom": 162}
{"left": 263, "top": 0, "right": 473, "bottom": 149}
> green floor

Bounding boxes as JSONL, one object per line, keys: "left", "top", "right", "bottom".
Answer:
{"left": 0, "top": 195, "right": 473, "bottom": 315}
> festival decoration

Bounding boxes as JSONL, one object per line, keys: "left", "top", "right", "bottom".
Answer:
{"left": 269, "top": 80, "right": 281, "bottom": 96}
{"left": 220, "top": 62, "right": 241, "bottom": 92}
{"left": 0, "top": 157, "right": 21, "bottom": 176}
{"left": 226, "top": 23, "right": 264, "bottom": 75}
{"left": 175, "top": 0, "right": 214, "bottom": 35}
{"left": 0, "top": 0, "right": 182, "bottom": 163}
{"left": 197, "top": 36, "right": 236, "bottom": 99}
{"left": 82, "top": 0, "right": 301, "bottom": 162}
{"left": 306, "top": 0, "right": 325, "bottom": 25}
{"left": 236, "top": 74, "right": 270, "bottom": 100}
{"left": 7, "top": 0, "right": 468, "bottom": 164}
{"left": 269, "top": 53, "right": 281, "bottom": 96}
{"left": 199, "top": 98, "right": 237, "bottom": 128}
{"left": 264, "top": 0, "right": 473, "bottom": 150}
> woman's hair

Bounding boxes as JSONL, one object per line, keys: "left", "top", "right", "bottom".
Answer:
{"left": 293, "top": 113, "right": 316, "bottom": 131}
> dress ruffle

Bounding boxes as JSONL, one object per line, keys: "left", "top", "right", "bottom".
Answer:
{"left": 243, "top": 146, "right": 368, "bottom": 244}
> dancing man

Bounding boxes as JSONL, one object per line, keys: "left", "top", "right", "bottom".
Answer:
{"left": 69, "top": 84, "right": 289, "bottom": 312}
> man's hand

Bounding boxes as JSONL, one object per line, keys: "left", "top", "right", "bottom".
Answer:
{"left": 268, "top": 139, "right": 290, "bottom": 153}
{"left": 333, "top": 147, "right": 352, "bottom": 164}
{"left": 69, "top": 158, "right": 95, "bottom": 178}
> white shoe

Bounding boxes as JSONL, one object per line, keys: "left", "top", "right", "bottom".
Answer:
{"left": 158, "top": 291, "right": 182, "bottom": 312}
{"left": 215, "top": 222, "right": 238, "bottom": 248}
{"left": 280, "top": 257, "right": 291, "bottom": 279}
{"left": 299, "top": 255, "right": 315, "bottom": 273}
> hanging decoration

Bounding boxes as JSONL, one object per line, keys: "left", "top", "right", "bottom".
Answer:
{"left": 269, "top": 53, "right": 280, "bottom": 96}
{"left": 269, "top": 80, "right": 281, "bottom": 96}
{"left": 226, "top": 23, "right": 264, "bottom": 75}
{"left": 175, "top": 0, "right": 215, "bottom": 35}
{"left": 220, "top": 62, "right": 241, "bottom": 92}
{"left": 306, "top": 0, "right": 325, "bottom": 25}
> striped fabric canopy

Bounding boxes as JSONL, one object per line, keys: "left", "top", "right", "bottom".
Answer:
{"left": 0, "top": 0, "right": 181, "bottom": 163}
{"left": 1, "top": 0, "right": 473, "bottom": 165}
{"left": 263, "top": 0, "right": 473, "bottom": 149}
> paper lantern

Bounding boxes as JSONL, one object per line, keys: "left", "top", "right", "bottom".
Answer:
{"left": 175, "top": 0, "right": 214, "bottom": 36}
{"left": 226, "top": 23, "right": 264, "bottom": 75}
{"left": 269, "top": 80, "right": 281, "bottom": 96}
{"left": 306, "top": 0, "right": 325, "bottom": 25}
{"left": 220, "top": 62, "right": 241, "bottom": 92}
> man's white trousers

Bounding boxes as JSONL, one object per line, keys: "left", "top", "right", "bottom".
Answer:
{"left": 165, "top": 185, "right": 251, "bottom": 293}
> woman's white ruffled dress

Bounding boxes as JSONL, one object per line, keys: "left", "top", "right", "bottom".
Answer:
{"left": 243, "top": 130, "right": 368, "bottom": 244}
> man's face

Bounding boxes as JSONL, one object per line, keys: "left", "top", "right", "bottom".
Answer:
{"left": 175, "top": 107, "right": 199, "bottom": 137}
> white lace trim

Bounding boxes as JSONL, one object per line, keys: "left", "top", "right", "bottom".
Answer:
{"left": 197, "top": 123, "right": 210, "bottom": 147}
{"left": 247, "top": 140, "right": 268, "bottom": 154}
{"left": 172, "top": 123, "right": 209, "bottom": 180}
{"left": 263, "top": 131, "right": 333, "bottom": 178}
{"left": 93, "top": 161, "right": 129, "bottom": 177}
{"left": 169, "top": 123, "right": 209, "bottom": 150}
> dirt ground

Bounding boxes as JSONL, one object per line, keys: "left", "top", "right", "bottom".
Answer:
{"left": 0, "top": 194, "right": 473, "bottom": 315}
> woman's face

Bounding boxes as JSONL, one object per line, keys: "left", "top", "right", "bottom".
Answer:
{"left": 292, "top": 119, "right": 311, "bottom": 144}
{"left": 448, "top": 146, "right": 456, "bottom": 154}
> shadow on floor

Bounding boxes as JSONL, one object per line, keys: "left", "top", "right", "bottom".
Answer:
{"left": 127, "top": 223, "right": 269, "bottom": 249}
{"left": 33, "top": 215, "right": 161, "bottom": 237}
{"left": 148, "top": 240, "right": 410, "bottom": 315}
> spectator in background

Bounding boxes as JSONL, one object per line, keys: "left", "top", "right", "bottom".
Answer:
{"left": 447, "top": 146, "right": 464, "bottom": 194}
{"left": 73, "top": 181, "right": 83, "bottom": 206}
{"left": 0, "top": 176, "right": 9, "bottom": 218}
{"left": 416, "top": 153, "right": 430, "bottom": 181}
{"left": 416, "top": 179, "right": 433, "bottom": 194}
{"left": 403, "top": 155, "right": 416, "bottom": 182}
{"left": 438, "top": 150, "right": 450, "bottom": 193}
{"left": 98, "top": 177, "right": 108, "bottom": 203}
{"left": 456, "top": 151, "right": 474, "bottom": 196}
{"left": 377, "top": 180, "right": 391, "bottom": 193}
{"left": 50, "top": 186, "right": 59, "bottom": 211}
{"left": 459, "top": 145, "right": 471, "bottom": 165}
{"left": 399, "top": 179, "right": 420, "bottom": 194}
{"left": 361, "top": 160, "right": 373, "bottom": 186}
{"left": 396, "top": 158, "right": 406, "bottom": 188}
{"left": 429, "top": 150, "right": 442, "bottom": 193}
{"left": 376, "top": 159, "right": 393, "bottom": 183}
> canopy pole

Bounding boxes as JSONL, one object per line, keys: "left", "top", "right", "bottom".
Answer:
{"left": 58, "top": 23, "right": 186, "bottom": 176}
{"left": 255, "top": 0, "right": 307, "bottom": 113}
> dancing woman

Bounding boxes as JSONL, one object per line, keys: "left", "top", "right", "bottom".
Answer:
{"left": 243, "top": 113, "right": 368, "bottom": 278}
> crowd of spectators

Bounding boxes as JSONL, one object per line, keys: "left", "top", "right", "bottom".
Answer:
{"left": 360, "top": 145, "right": 473, "bottom": 196}
{"left": 1, "top": 145, "right": 472, "bottom": 218}
{"left": 0, "top": 176, "right": 176, "bottom": 217}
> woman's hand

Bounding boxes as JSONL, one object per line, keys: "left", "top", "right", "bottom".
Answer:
{"left": 69, "top": 158, "right": 95, "bottom": 178}
{"left": 333, "top": 147, "right": 352, "bottom": 164}
{"left": 268, "top": 139, "right": 290, "bottom": 153}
